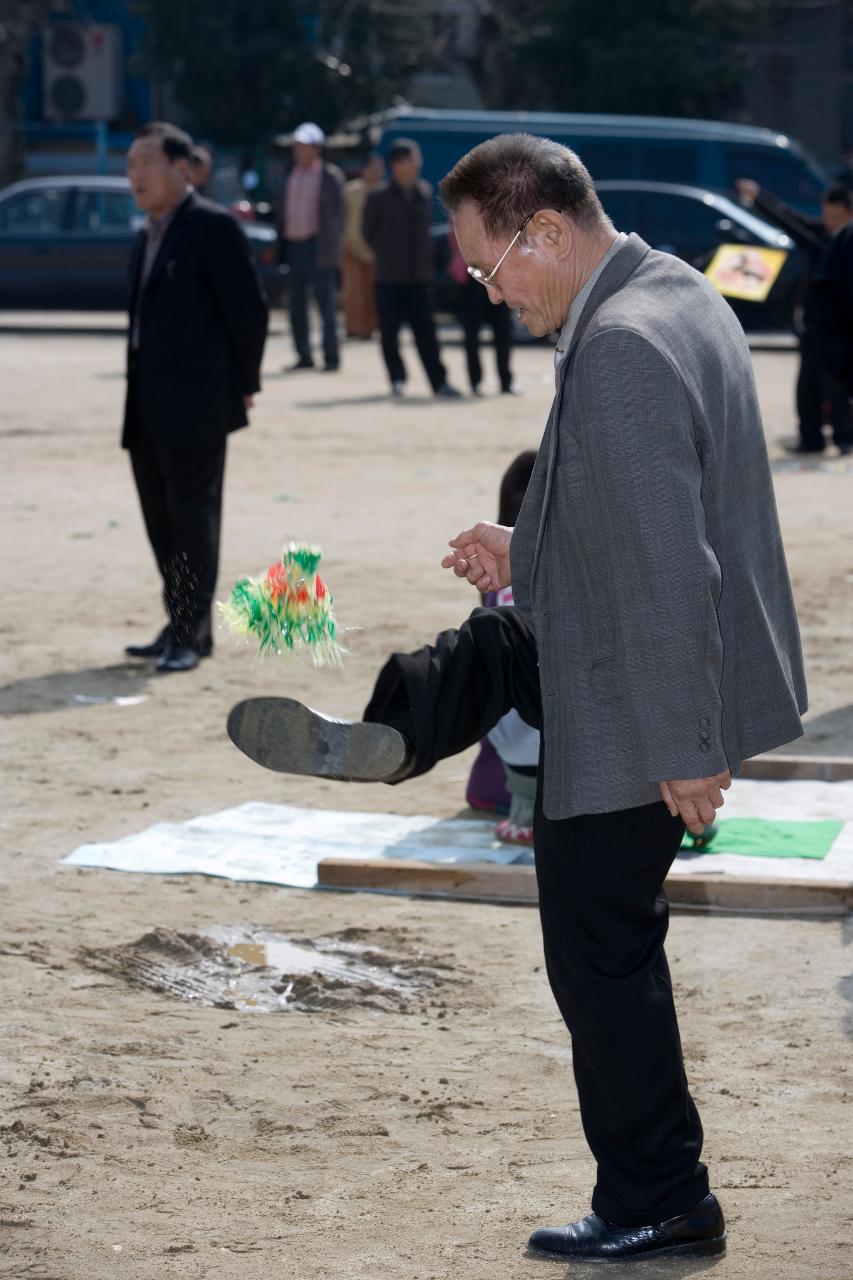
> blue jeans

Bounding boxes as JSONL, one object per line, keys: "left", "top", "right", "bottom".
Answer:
{"left": 287, "top": 237, "right": 339, "bottom": 367}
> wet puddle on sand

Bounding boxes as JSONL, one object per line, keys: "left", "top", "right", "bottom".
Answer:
{"left": 79, "top": 925, "right": 444, "bottom": 1013}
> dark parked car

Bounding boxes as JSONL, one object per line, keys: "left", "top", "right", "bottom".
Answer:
{"left": 380, "top": 109, "right": 828, "bottom": 218}
{"left": 595, "top": 180, "right": 802, "bottom": 331}
{"left": 433, "top": 179, "right": 801, "bottom": 333}
{"left": 0, "top": 176, "right": 286, "bottom": 308}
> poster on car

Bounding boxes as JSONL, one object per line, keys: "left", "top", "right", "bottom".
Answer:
{"left": 704, "top": 244, "right": 788, "bottom": 303}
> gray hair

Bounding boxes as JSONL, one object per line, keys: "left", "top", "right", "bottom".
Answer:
{"left": 440, "top": 132, "right": 611, "bottom": 237}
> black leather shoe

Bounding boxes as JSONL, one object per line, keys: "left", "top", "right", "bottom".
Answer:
{"left": 284, "top": 357, "right": 314, "bottom": 372}
{"left": 126, "top": 627, "right": 171, "bottom": 659}
{"left": 155, "top": 643, "right": 201, "bottom": 674}
{"left": 127, "top": 628, "right": 211, "bottom": 660}
{"left": 527, "top": 1193, "right": 725, "bottom": 1263}
{"left": 226, "top": 696, "right": 412, "bottom": 782}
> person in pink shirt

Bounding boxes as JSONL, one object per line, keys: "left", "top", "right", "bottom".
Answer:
{"left": 280, "top": 123, "right": 345, "bottom": 372}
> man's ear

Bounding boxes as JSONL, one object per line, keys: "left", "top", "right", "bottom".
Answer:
{"left": 529, "top": 210, "right": 573, "bottom": 259}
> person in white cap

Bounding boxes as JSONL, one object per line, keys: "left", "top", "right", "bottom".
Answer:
{"left": 280, "top": 122, "right": 345, "bottom": 372}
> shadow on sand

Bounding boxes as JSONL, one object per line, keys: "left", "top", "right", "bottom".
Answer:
{"left": 0, "top": 662, "right": 155, "bottom": 716}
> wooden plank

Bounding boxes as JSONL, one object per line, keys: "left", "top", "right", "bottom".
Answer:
{"left": 740, "top": 754, "right": 853, "bottom": 782}
{"left": 318, "top": 857, "right": 538, "bottom": 903}
{"left": 317, "top": 857, "right": 852, "bottom": 914}
{"left": 665, "top": 873, "right": 851, "bottom": 913}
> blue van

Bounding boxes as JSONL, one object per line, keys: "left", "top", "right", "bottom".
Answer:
{"left": 377, "top": 109, "right": 829, "bottom": 217}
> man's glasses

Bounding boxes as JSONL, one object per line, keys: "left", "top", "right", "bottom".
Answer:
{"left": 467, "top": 214, "right": 533, "bottom": 289}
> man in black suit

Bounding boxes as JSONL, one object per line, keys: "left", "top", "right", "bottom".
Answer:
{"left": 736, "top": 179, "right": 853, "bottom": 456}
{"left": 812, "top": 217, "right": 853, "bottom": 449}
{"left": 123, "top": 121, "right": 268, "bottom": 672}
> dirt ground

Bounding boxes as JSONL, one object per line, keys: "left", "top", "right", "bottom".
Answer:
{"left": 1, "top": 321, "right": 852, "bottom": 1280}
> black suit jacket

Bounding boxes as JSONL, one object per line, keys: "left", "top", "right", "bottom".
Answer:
{"left": 123, "top": 192, "right": 268, "bottom": 449}
{"left": 811, "top": 221, "right": 853, "bottom": 393}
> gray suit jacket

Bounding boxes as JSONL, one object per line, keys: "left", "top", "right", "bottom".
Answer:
{"left": 511, "top": 234, "right": 807, "bottom": 820}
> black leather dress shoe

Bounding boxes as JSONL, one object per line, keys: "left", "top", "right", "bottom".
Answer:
{"left": 226, "top": 696, "right": 412, "bottom": 782}
{"left": 126, "top": 628, "right": 212, "bottom": 660}
{"left": 126, "top": 627, "right": 170, "bottom": 659}
{"left": 527, "top": 1193, "right": 725, "bottom": 1263}
{"left": 155, "top": 643, "right": 201, "bottom": 674}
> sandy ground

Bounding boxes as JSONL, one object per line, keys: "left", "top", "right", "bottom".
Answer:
{"left": 1, "top": 321, "right": 852, "bottom": 1280}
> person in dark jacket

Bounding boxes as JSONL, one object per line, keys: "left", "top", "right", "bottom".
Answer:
{"left": 737, "top": 179, "right": 853, "bottom": 454}
{"left": 123, "top": 121, "right": 268, "bottom": 673}
{"left": 280, "top": 122, "right": 345, "bottom": 372}
{"left": 363, "top": 139, "right": 461, "bottom": 399}
{"left": 811, "top": 220, "right": 853, "bottom": 449}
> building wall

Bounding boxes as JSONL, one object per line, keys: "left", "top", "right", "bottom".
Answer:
{"left": 726, "top": 1, "right": 849, "bottom": 166}
{"left": 407, "top": 0, "right": 483, "bottom": 111}
{"left": 21, "top": 0, "right": 151, "bottom": 129}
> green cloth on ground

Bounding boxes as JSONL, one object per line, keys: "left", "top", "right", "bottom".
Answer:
{"left": 681, "top": 818, "right": 843, "bottom": 861}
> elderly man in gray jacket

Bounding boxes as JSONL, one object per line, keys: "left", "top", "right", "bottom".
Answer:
{"left": 228, "top": 134, "right": 807, "bottom": 1264}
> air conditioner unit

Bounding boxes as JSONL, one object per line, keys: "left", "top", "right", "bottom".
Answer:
{"left": 43, "top": 23, "right": 123, "bottom": 122}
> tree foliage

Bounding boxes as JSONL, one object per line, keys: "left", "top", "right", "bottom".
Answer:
{"left": 134, "top": 0, "right": 429, "bottom": 145}
{"left": 314, "top": 0, "right": 431, "bottom": 120}
{"left": 0, "top": 0, "right": 58, "bottom": 187}
{"left": 465, "top": 0, "right": 766, "bottom": 119}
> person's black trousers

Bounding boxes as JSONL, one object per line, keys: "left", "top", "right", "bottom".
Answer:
{"left": 127, "top": 381, "right": 226, "bottom": 649}
{"left": 364, "top": 607, "right": 709, "bottom": 1227}
{"left": 375, "top": 282, "right": 447, "bottom": 391}
{"left": 287, "top": 238, "right": 339, "bottom": 369}
{"left": 797, "top": 325, "right": 852, "bottom": 449}
{"left": 461, "top": 283, "right": 513, "bottom": 392}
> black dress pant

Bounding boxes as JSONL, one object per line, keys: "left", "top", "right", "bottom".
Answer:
{"left": 797, "top": 325, "right": 852, "bottom": 449}
{"left": 127, "top": 383, "right": 226, "bottom": 648}
{"left": 375, "top": 282, "right": 447, "bottom": 391}
{"left": 364, "top": 607, "right": 709, "bottom": 1226}
{"left": 461, "top": 282, "right": 513, "bottom": 392}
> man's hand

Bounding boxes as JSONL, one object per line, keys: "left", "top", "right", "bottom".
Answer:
{"left": 244, "top": 395, "right": 255, "bottom": 411}
{"left": 735, "top": 178, "right": 759, "bottom": 205}
{"left": 659, "top": 772, "right": 732, "bottom": 835}
{"left": 441, "top": 522, "right": 513, "bottom": 593}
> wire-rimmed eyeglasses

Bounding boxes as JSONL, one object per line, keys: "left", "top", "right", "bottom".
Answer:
{"left": 467, "top": 214, "right": 533, "bottom": 289}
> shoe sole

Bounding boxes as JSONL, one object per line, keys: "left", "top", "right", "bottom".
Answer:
{"left": 226, "top": 696, "right": 407, "bottom": 782}
{"left": 526, "top": 1234, "right": 726, "bottom": 1264}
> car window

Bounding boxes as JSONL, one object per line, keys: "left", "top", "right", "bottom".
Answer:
{"left": 73, "top": 189, "right": 138, "bottom": 232}
{"left": 638, "top": 146, "right": 697, "bottom": 184}
{"left": 0, "top": 188, "right": 65, "bottom": 233}
{"left": 638, "top": 192, "right": 726, "bottom": 259}
{"left": 597, "top": 189, "right": 640, "bottom": 234}
{"left": 727, "top": 147, "right": 824, "bottom": 209}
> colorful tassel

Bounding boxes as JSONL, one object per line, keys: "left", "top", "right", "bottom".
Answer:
{"left": 218, "top": 543, "right": 343, "bottom": 666}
